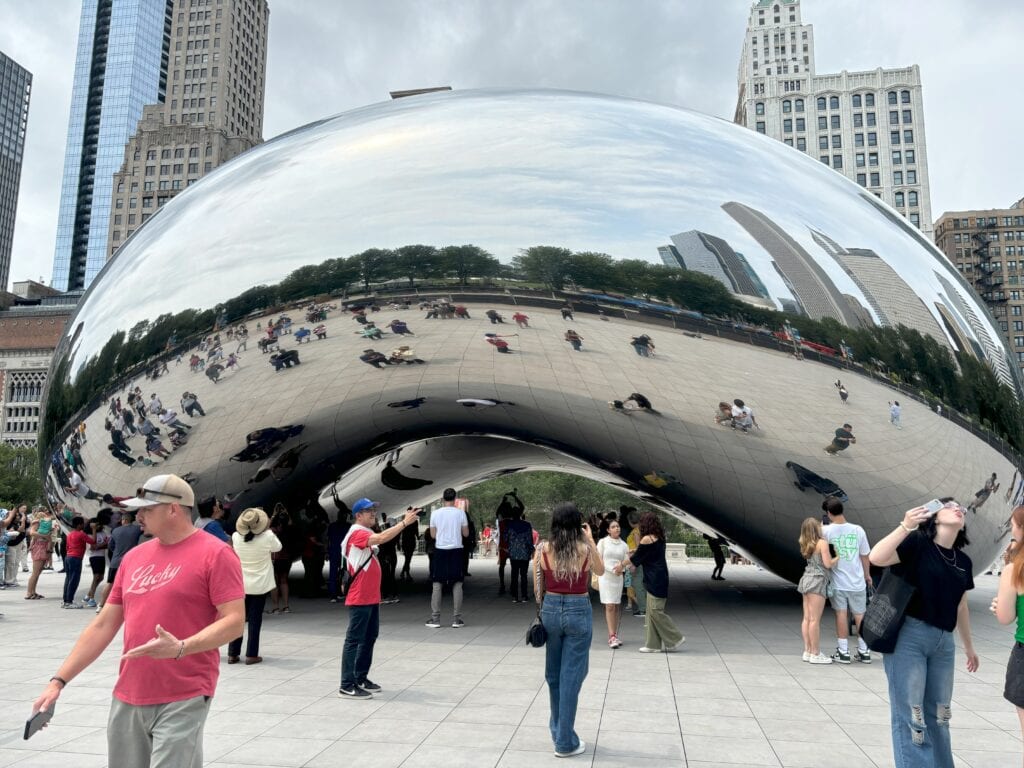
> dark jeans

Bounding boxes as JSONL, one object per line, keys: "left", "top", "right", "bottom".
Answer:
{"left": 228, "top": 593, "right": 268, "bottom": 658}
{"left": 62, "top": 556, "right": 83, "bottom": 603}
{"left": 400, "top": 548, "right": 414, "bottom": 578}
{"left": 341, "top": 604, "right": 380, "bottom": 688}
{"left": 328, "top": 549, "right": 342, "bottom": 598}
{"left": 510, "top": 559, "right": 529, "bottom": 600}
{"left": 183, "top": 402, "right": 205, "bottom": 417}
{"left": 380, "top": 555, "right": 397, "bottom": 597}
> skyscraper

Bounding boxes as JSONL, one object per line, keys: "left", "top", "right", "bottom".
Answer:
{"left": 723, "top": 201, "right": 862, "bottom": 326}
{"left": 809, "top": 228, "right": 951, "bottom": 350}
{"left": 0, "top": 52, "right": 31, "bottom": 292}
{"left": 51, "top": 0, "right": 174, "bottom": 292}
{"left": 934, "top": 270, "right": 1014, "bottom": 389}
{"left": 663, "top": 230, "right": 771, "bottom": 303}
{"left": 107, "top": 0, "right": 269, "bottom": 257}
{"left": 734, "top": 0, "right": 933, "bottom": 236}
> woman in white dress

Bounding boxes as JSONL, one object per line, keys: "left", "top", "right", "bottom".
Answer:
{"left": 597, "top": 521, "right": 629, "bottom": 648}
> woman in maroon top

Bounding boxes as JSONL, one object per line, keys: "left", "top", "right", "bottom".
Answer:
{"left": 533, "top": 502, "right": 603, "bottom": 758}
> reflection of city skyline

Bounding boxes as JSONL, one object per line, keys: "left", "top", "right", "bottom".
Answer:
{"left": 658, "top": 231, "right": 771, "bottom": 306}
{"left": 934, "top": 271, "right": 1015, "bottom": 388}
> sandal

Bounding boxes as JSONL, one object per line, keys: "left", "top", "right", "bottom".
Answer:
{"left": 281, "top": 606, "right": 291, "bottom": 613}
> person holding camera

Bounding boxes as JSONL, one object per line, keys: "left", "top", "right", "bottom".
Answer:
{"left": 339, "top": 499, "right": 420, "bottom": 699}
{"left": 869, "top": 499, "right": 978, "bottom": 768}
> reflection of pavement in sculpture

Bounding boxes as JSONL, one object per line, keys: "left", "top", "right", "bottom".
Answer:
{"left": 60, "top": 301, "right": 1014, "bottom": 581}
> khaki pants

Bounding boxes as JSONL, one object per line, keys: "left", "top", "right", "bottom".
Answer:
{"left": 107, "top": 694, "right": 211, "bottom": 768}
{"left": 645, "top": 595, "right": 683, "bottom": 650}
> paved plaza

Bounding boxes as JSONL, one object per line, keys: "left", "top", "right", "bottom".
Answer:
{"left": 0, "top": 558, "right": 1020, "bottom": 768}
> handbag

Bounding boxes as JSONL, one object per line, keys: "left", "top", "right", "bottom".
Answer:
{"left": 526, "top": 610, "right": 547, "bottom": 647}
{"left": 860, "top": 567, "right": 916, "bottom": 654}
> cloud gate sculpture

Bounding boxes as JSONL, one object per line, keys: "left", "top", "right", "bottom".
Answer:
{"left": 41, "top": 89, "right": 1022, "bottom": 582}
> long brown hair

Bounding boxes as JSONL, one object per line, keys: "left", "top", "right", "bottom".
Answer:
{"left": 548, "top": 502, "right": 588, "bottom": 580}
{"left": 1012, "top": 506, "right": 1024, "bottom": 590}
{"left": 798, "top": 517, "right": 822, "bottom": 559}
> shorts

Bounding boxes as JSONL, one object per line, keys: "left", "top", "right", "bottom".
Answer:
{"left": 107, "top": 566, "right": 119, "bottom": 584}
{"left": 831, "top": 588, "right": 867, "bottom": 614}
{"left": 1005, "top": 643, "right": 1024, "bottom": 708}
{"left": 90, "top": 557, "right": 106, "bottom": 577}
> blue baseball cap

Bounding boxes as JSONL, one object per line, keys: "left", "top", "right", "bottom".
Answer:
{"left": 352, "top": 498, "right": 378, "bottom": 514}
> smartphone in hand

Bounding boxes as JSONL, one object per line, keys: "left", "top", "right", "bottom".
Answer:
{"left": 923, "top": 499, "right": 944, "bottom": 517}
{"left": 24, "top": 706, "right": 54, "bottom": 740}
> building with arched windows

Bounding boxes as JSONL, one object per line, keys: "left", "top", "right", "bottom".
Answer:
{"left": 734, "top": 0, "right": 933, "bottom": 237}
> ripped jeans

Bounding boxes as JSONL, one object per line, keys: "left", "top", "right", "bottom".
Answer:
{"left": 882, "top": 616, "right": 955, "bottom": 768}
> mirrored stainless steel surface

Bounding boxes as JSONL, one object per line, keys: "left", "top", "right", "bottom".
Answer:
{"left": 42, "top": 89, "right": 1020, "bottom": 581}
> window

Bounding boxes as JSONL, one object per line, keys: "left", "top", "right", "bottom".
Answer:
{"left": 891, "top": 130, "right": 900, "bottom": 145}
{"left": 905, "top": 150, "right": 915, "bottom": 163}
{"left": 142, "top": 197, "right": 153, "bottom": 208}
{"left": 820, "top": 155, "right": 829, "bottom": 165}
{"left": 797, "top": 137, "right": 806, "bottom": 151}
{"left": 188, "top": 163, "right": 199, "bottom": 173}
{"left": 817, "top": 116, "right": 827, "bottom": 130}
{"left": 1015, "top": 307, "right": 1023, "bottom": 317}
{"left": 831, "top": 114, "right": 840, "bottom": 129}
{"left": 868, "top": 132, "right": 877, "bottom": 147}
{"left": 783, "top": 118, "right": 793, "bottom": 132}
{"left": 854, "top": 133, "right": 864, "bottom": 147}
{"left": 892, "top": 150, "right": 902, "bottom": 164}
{"left": 889, "top": 110, "right": 899, "bottom": 125}
{"left": 910, "top": 213, "right": 920, "bottom": 226}
{"left": 756, "top": 121, "right": 766, "bottom": 133}
{"left": 893, "top": 170, "right": 903, "bottom": 184}
{"left": 785, "top": 138, "right": 793, "bottom": 146}
{"left": 114, "top": 214, "right": 122, "bottom": 225}
{"left": 129, "top": 197, "right": 137, "bottom": 208}
{"left": 1015, "top": 321, "right": 1024, "bottom": 331}
{"left": 795, "top": 118, "right": 805, "bottom": 131}
{"left": 870, "top": 172, "right": 880, "bottom": 186}
{"left": 146, "top": 149, "right": 156, "bottom": 160}
{"left": 865, "top": 93, "right": 875, "bottom": 107}
{"left": 909, "top": 191, "right": 918, "bottom": 207}
{"left": 829, "top": 95, "right": 839, "bottom": 109}
{"left": 115, "top": 198, "right": 124, "bottom": 209}
{"left": 831, "top": 134, "right": 841, "bottom": 148}
{"left": 866, "top": 112, "right": 876, "bottom": 126}
{"left": 160, "top": 164, "right": 169, "bottom": 174}
{"left": 795, "top": 98, "right": 804, "bottom": 112}
{"left": 895, "top": 192, "right": 905, "bottom": 207}
{"left": 853, "top": 113, "right": 863, "bottom": 128}
{"left": 856, "top": 153, "right": 865, "bottom": 167}
{"left": 819, "top": 136, "right": 829, "bottom": 149}
{"left": 857, "top": 173, "right": 867, "bottom": 186}
{"left": 869, "top": 152, "right": 878, "bottom": 166}
{"left": 888, "top": 91, "right": 898, "bottom": 105}
{"left": 817, "top": 96, "right": 826, "bottom": 110}
{"left": 904, "top": 129, "right": 914, "bottom": 144}
{"left": 145, "top": 166, "right": 155, "bottom": 176}
{"left": 783, "top": 100, "right": 792, "bottom": 113}
{"left": 907, "top": 169, "right": 917, "bottom": 183}
{"left": 852, "top": 94, "right": 862, "bottom": 108}
{"left": 833, "top": 154, "right": 843, "bottom": 168}
{"left": 143, "top": 181, "right": 154, "bottom": 191}
{"left": 161, "top": 149, "right": 171, "bottom": 159}
{"left": 174, "top": 148, "right": 184, "bottom": 158}
{"left": 901, "top": 90, "right": 911, "bottom": 104}
{"left": 756, "top": 102, "right": 765, "bottom": 116}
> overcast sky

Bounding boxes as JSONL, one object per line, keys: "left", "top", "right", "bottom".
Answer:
{"left": 0, "top": 0, "right": 1021, "bottom": 290}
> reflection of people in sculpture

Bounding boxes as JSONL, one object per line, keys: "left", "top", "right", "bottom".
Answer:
{"left": 269, "top": 350, "right": 300, "bottom": 371}
{"left": 630, "top": 334, "right": 654, "bottom": 357}
{"left": 714, "top": 401, "right": 733, "bottom": 425}
{"left": 730, "top": 399, "right": 757, "bottom": 431}
{"left": 180, "top": 391, "right": 205, "bottom": 417}
{"left": 560, "top": 304, "right": 574, "bottom": 320}
{"left": 145, "top": 434, "right": 171, "bottom": 459}
{"left": 564, "top": 329, "right": 583, "bottom": 351}
{"left": 485, "top": 333, "right": 516, "bottom": 353}
{"left": 968, "top": 473, "right": 999, "bottom": 513}
{"left": 356, "top": 323, "right": 383, "bottom": 340}
{"left": 206, "top": 363, "right": 224, "bottom": 382}
{"left": 294, "top": 327, "right": 311, "bottom": 343}
{"left": 313, "top": 324, "right": 327, "bottom": 339}
{"left": 359, "top": 349, "right": 392, "bottom": 369}
{"left": 389, "top": 346, "right": 425, "bottom": 365}
{"left": 389, "top": 319, "right": 414, "bottom": 335}
{"left": 512, "top": 312, "right": 530, "bottom": 328}
{"left": 454, "top": 305, "right": 470, "bottom": 319}
{"left": 485, "top": 309, "right": 504, "bottom": 324}
{"left": 824, "top": 423, "right": 855, "bottom": 455}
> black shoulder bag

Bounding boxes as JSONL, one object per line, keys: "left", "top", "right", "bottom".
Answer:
{"left": 860, "top": 565, "right": 916, "bottom": 654}
{"left": 526, "top": 550, "right": 547, "bottom": 647}
{"left": 340, "top": 550, "right": 372, "bottom": 596}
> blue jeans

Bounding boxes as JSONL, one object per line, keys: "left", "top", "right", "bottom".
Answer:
{"left": 228, "top": 592, "right": 267, "bottom": 659}
{"left": 882, "top": 616, "right": 956, "bottom": 768}
{"left": 542, "top": 594, "right": 592, "bottom": 754}
{"left": 340, "top": 604, "right": 379, "bottom": 689}
{"left": 62, "top": 556, "right": 83, "bottom": 604}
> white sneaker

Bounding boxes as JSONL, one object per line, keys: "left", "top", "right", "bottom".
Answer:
{"left": 663, "top": 637, "right": 686, "bottom": 652}
{"left": 802, "top": 651, "right": 810, "bottom": 662}
{"left": 638, "top": 646, "right": 661, "bottom": 653}
{"left": 554, "top": 741, "right": 586, "bottom": 758}
{"left": 808, "top": 653, "right": 833, "bottom": 665}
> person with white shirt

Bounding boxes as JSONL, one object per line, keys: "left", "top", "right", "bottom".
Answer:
{"left": 426, "top": 488, "right": 469, "bottom": 629}
{"left": 730, "top": 398, "right": 758, "bottom": 433}
{"left": 889, "top": 401, "right": 902, "bottom": 429}
{"left": 228, "top": 508, "right": 282, "bottom": 665}
{"left": 822, "top": 498, "right": 873, "bottom": 664}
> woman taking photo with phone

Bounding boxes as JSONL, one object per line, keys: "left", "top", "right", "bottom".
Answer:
{"left": 533, "top": 502, "right": 603, "bottom": 758}
{"left": 869, "top": 499, "right": 978, "bottom": 768}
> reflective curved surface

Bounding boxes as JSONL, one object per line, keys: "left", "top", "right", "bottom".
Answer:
{"left": 42, "top": 89, "right": 1021, "bottom": 581}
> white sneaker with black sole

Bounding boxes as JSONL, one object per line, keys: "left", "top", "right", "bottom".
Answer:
{"left": 425, "top": 618, "right": 441, "bottom": 628}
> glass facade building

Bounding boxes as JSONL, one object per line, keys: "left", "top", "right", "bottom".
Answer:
{"left": 51, "top": 0, "right": 172, "bottom": 292}
{"left": 0, "top": 51, "right": 32, "bottom": 291}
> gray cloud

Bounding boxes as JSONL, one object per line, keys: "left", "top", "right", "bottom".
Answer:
{"left": 0, "top": 0, "right": 1021, "bottom": 290}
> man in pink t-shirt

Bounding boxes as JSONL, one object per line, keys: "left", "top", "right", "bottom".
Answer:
{"left": 33, "top": 475, "right": 244, "bottom": 768}
{"left": 339, "top": 498, "right": 420, "bottom": 699}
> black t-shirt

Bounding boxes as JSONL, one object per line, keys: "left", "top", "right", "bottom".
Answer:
{"left": 897, "top": 530, "right": 974, "bottom": 632}
{"left": 630, "top": 538, "right": 669, "bottom": 598}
